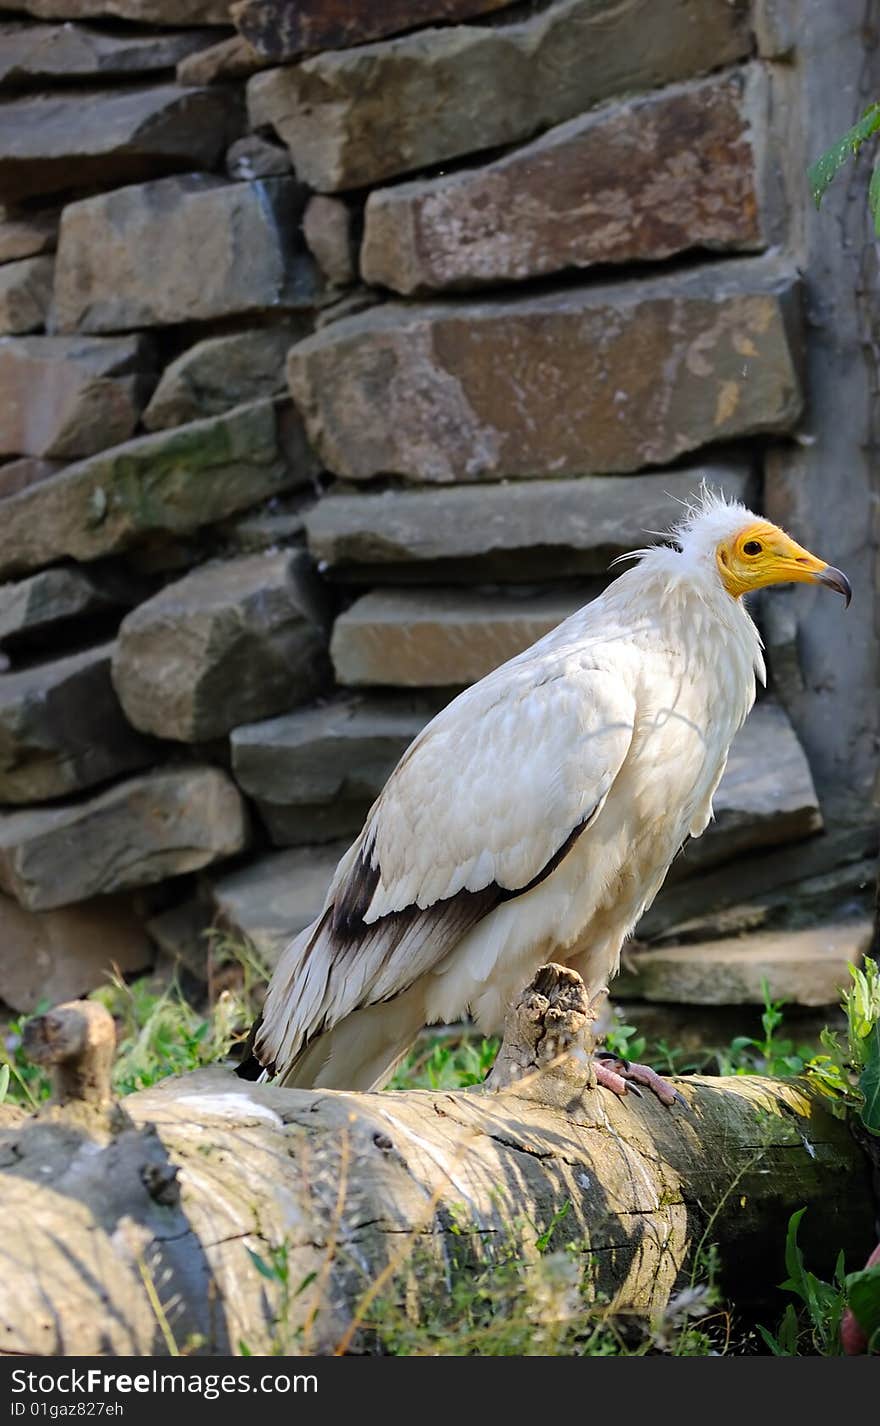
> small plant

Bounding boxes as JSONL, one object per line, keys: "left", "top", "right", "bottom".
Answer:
{"left": 759, "top": 1209, "right": 880, "bottom": 1356}
{"left": 390, "top": 1032, "right": 499, "bottom": 1090}
{"left": 808, "top": 104, "right": 880, "bottom": 234}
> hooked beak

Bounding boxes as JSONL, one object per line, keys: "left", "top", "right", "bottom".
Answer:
{"left": 813, "top": 565, "right": 852, "bottom": 607}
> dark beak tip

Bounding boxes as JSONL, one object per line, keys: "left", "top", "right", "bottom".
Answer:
{"left": 816, "top": 565, "right": 853, "bottom": 608}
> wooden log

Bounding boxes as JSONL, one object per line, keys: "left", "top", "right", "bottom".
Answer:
{"left": 0, "top": 967, "right": 874, "bottom": 1356}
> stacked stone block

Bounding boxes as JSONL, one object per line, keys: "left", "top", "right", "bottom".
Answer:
{"left": 0, "top": 0, "right": 872, "bottom": 1029}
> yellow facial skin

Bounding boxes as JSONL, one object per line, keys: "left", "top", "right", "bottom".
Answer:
{"left": 716, "top": 521, "right": 852, "bottom": 605}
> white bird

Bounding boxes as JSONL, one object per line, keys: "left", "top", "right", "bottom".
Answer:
{"left": 241, "top": 490, "right": 850, "bottom": 1101}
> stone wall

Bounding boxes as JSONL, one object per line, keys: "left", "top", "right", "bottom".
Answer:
{"left": 0, "top": 0, "right": 877, "bottom": 1030}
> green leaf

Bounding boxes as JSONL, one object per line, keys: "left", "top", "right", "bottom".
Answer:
{"left": 859, "top": 1019, "right": 880, "bottom": 1134}
{"left": 246, "top": 1247, "right": 278, "bottom": 1282}
{"left": 808, "top": 104, "right": 880, "bottom": 209}
{"left": 846, "top": 1266, "right": 880, "bottom": 1338}
{"left": 0, "top": 1064, "right": 8, "bottom": 1104}
{"left": 869, "top": 164, "right": 880, "bottom": 237}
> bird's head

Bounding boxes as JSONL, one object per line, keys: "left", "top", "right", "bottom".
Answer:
{"left": 673, "top": 491, "right": 852, "bottom": 608}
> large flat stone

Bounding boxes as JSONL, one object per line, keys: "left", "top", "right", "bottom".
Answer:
{"left": 362, "top": 68, "right": 768, "bottom": 295}
{"left": 678, "top": 700, "right": 823, "bottom": 873}
{"left": 306, "top": 462, "right": 752, "bottom": 582}
{"left": 0, "top": 208, "right": 58, "bottom": 263}
{"left": 0, "top": 766, "right": 248, "bottom": 912}
{"left": 231, "top": 691, "right": 444, "bottom": 842}
{"left": 0, "top": 458, "right": 62, "bottom": 500}
{"left": 0, "top": 22, "right": 214, "bottom": 84}
{"left": 208, "top": 843, "right": 345, "bottom": 965}
{"left": 0, "top": 643, "right": 153, "bottom": 804}
{"left": 143, "top": 325, "right": 304, "bottom": 431}
{"left": 0, "top": 333, "right": 154, "bottom": 459}
{"left": 287, "top": 260, "right": 802, "bottom": 482}
{"left": 0, "top": 891, "right": 152, "bottom": 1014}
{"left": 0, "top": 566, "right": 138, "bottom": 648}
{"left": 0, "top": 85, "right": 241, "bottom": 205}
{"left": 247, "top": 0, "right": 752, "bottom": 191}
{"left": 614, "top": 921, "right": 872, "bottom": 1007}
{"left": 0, "top": 399, "right": 315, "bottom": 579}
{"left": 331, "top": 587, "right": 589, "bottom": 687}
{"left": 2, "top": 2, "right": 232, "bottom": 21}
{"left": 0, "top": 255, "right": 53, "bottom": 335}
{"left": 112, "top": 550, "right": 328, "bottom": 742}
{"left": 55, "top": 175, "right": 317, "bottom": 333}
{"left": 233, "top": 0, "right": 517, "bottom": 60}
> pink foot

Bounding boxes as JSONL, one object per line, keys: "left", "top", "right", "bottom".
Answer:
{"left": 594, "top": 1051, "right": 687, "bottom": 1109}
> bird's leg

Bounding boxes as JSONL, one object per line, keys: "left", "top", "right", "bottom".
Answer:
{"left": 593, "top": 1048, "right": 687, "bottom": 1109}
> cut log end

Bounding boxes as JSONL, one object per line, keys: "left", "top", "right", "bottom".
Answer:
{"left": 22, "top": 998, "right": 116, "bottom": 1107}
{"left": 486, "top": 961, "right": 601, "bottom": 1094}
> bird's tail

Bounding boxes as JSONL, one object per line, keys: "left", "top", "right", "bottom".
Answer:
{"left": 277, "top": 986, "right": 427, "bottom": 1091}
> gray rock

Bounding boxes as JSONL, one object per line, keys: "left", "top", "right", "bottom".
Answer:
{"left": 208, "top": 842, "right": 345, "bottom": 966}
{"left": 225, "top": 134, "right": 290, "bottom": 180}
{"left": 55, "top": 175, "right": 318, "bottom": 334}
{"left": 306, "top": 462, "right": 752, "bottom": 583}
{"left": 247, "top": 0, "right": 752, "bottom": 191}
{"left": 0, "top": 766, "right": 249, "bottom": 912}
{"left": 362, "top": 68, "right": 768, "bottom": 294}
{"left": 0, "top": 85, "right": 241, "bottom": 205}
{"left": 0, "top": 256, "right": 54, "bottom": 335}
{"left": 0, "top": 566, "right": 137, "bottom": 648}
{"left": 112, "top": 550, "right": 329, "bottom": 742}
{"left": 0, "top": 333, "right": 154, "bottom": 459}
{"left": 145, "top": 897, "right": 214, "bottom": 979}
{"left": 0, "top": 21, "right": 215, "bottom": 84}
{"left": 0, "top": 642, "right": 153, "bottom": 804}
{"left": 287, "top": 259, "right": 802, "bottom": 482}
{"left": 176, "top": 33, "right": 267, "bottom": 85}
{"left": 0, "top": 458, "right": 62, "bottom": 500}
{"left": 330, "top": 587, "right": 590, "bottom": 687}
{"left": 303, "top": 196, "right": 355, "bottom": 287}
{"left": 613, "top": 920, "right": 872, "bottom": 1007}
{"left": 143, "top": 326, "right": 305, "bottom": 431}
{"left": 0, "top": 890, "right": 152, "bottom": 1014}
{"left": 231, "top": 691, "right": 444, "bottom": 841}
{"left": 0, "top": 208, "right": 58, "bottom": 263}
{"left": 2, "top": 2, "right": 232, "bottom": 21}
{"left": 0, "top": 399, "right": 316, "bottom": 579}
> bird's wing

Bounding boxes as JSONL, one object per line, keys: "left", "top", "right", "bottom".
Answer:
{"left": 257, "top": 656, "right": 636, "bottom": 1075}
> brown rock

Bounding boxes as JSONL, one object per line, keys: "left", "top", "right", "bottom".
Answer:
{"left": 112, "top": 550, "right": 328, "bottom": 742}
{"left": 233, "top": 0, "right": 517, "bottom": 60}
{"left": 0, "top": 458, "right": 62, "bottom": 500}
{"left": 0, "top": 85, "right": 241, "bottom": 205}
{"left": 287, "top": 260, "right": 802, "bottom": 482}
{"left": 0, "top": 333, "right": 154, "bottom": 459}
{"left": 247, "top": 0, "right": 752, "bottom": 191}
{"left": 303, "top": 195, "right": 354, "bottom": 287}
{"left": 613, "top": 921, "right": 872, "bottom": 1007}
{"left": 225, "top": 134, "right": 289, "bottom": 180}
{"left": 305, "top": 461, "right": 752, "bottom": 582}
{"left": 0, "top": 566, "right": 137, "bottom": 648}
{"left": 0, "top": 766, "right": 249, "bottom": 912}
{"left": 1, "top": 3, "right": 233, "bottom": 25}
{"left": 0, "top": 21, "right": 215, "bottom": 84}
{"left": 177, "top": 33, "right": 267, "bottom": 85}
{"left": 145, "top": 897, "right": 214, "bottom": 979}
{"left": 362, "top": 68, "right": 768, "bottom": 295}
{"left": 330, "top": 587, "right": 588, "bottom": 687}
{"left": 0, "top": 256, "right": 53, "bottom": 335}
{"left": 208, "top": 843, "right": 345, "bottom": 965}
{"left": 0, "top": 643, "right": 153, "bottom": 804}
{"left": 0, "top": 208, "right": 58, "bottom": 263}
{"left": 55, "top": 175, "right": 318, "bottom": 334}
{"left": 0, "top": 399, "right": 315, "bottom": 579}
{"left": 0, "top": 891, "right": 152, "bottom": 1014}
{"left": 143, "top": 326, "right": 303, "bottom": 431}
{"left": 231, "top": 691, "right": 443, "bottom": 844}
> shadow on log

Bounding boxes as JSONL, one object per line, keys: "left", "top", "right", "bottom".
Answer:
{"left": 0, "top": 968, "right": 874, "bottom": 1355}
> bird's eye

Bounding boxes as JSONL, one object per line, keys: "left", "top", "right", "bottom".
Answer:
{"left": 742, "top": 540, "right": 762, "bottom": 556}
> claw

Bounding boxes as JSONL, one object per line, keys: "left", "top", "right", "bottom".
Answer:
{"left": 593, "top": 1051, "right": 687, "bottom": 1109}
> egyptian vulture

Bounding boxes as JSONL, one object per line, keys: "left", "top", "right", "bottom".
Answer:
{"left": 241, "top": 491, "right": 850, "bottom": 1102}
